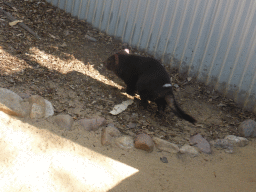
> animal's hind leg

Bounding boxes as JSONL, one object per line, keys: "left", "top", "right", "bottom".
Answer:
{"left": 155, "top": 98, "right": 167, "bottom": 112}
{"left": 155, "top": 98, "right": 167, "bottom": 118}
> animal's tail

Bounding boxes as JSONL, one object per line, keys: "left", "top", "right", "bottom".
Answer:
{"left": 165, "top": 95, "right": 196, "bottom": 124}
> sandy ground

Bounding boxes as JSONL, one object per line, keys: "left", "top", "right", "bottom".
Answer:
{"left": 0, "top": 1, "right": 256, "bottom": 191}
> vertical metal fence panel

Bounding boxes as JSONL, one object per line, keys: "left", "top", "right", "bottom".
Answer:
{"left": 51, "top": 0, "right": 59, "bottom": 7}
{"left": 46, "top": 0, "right": 256, "bottom": 113}
{"left": 58, "top": 0, "right": 66, "bottom": 10}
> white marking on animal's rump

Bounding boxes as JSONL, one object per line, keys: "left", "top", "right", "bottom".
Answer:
{"left": 163, "top": 83, "right": 172, "bottom": 87}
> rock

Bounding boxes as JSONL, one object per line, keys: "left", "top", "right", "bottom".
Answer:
{"left": 44, "top": 99, "right": 54, "bottom": 118}
{"left": 160, "top": 157, "right": 168, "bottom": 163}
{"left": 224, "top": 147, "right": 235, "bottom": 154}
{"left": 134, "top": 133, "right": 154, "bottom": 153}
{"left": 210, "top": 139, "right": 233, "bottom": 149}
{"left": 152, "top": 137, "right": 179, "bottom": 153}
{"left": 0, "top": 88, "right": 26, "bottom": 117}
{"left": 78, "top": 117, "right": 106, "bottom": 131}
{"left": 101, "top": 125, "right": 121, "bottom": 146}
{"left": 179, "top": 144, "right": 199, "bottom": 157}
{"left": 127, "top": 122, "right": 137, "bottom": 129}
{"left": 127, "top": 130, "right": 136, "bottom": 137}
{"left": 54, "top": 114, "right": 74, "bottom": 131}
{"left": 85, "top": 35, "right": 97, "bottom": 42}
{"left": 29, "top": 95, "right": 46, "bottom": 119}
{"left": 190, "top": 134, "right": 211, "bottom": 154}
{"left": 224, "top": 135, "right": 249, "bottom": 147}
{"left": 115, "top": 136, "right": 134, "bottom": 150}
{"left": 238, "top": 119, "right": 256, "bottom": 137}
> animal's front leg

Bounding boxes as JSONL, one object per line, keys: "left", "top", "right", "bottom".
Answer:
{"left": 126, "top": 85, "right": 136, "bottom": 96}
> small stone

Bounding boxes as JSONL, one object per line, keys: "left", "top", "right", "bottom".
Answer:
{"left": 101, "top": 125, "right": 121, "bottom": 146}
{"left": 127, "top": 131, "right": 136, "bottom": 137}
{"left": 224, "top": 146, "right": 235, "bottom": 154}
{"left": 134, "top": 133, "right": 154, "bottom": 153}
{"left": 153, "top": 137, "right": 179, "bottom": 153}
{"left": 0, "top": 88, "right": 25, "bottom": 117}
{"left": 55, "top": 114, "right": 74, "bottom": 131}
{"left": 78, "top": 117, "right": 106, "bottom": 131}
{"left": 224, "top": 135, "right": 249, "bottom": 147}
{"left": 160, "top": 157, "right": 168, "bottom": 163}
{"left": 44, "top": 99, "right": 54, "bottom": 118}
{"left": 127, "top": 122, "right": 137, "bottom": 129}
{"left": 210, "top": 139, "right": 233, "bottom": 149}
{"left": 85, "top": 35, "right": 97, "bottom": 42}
{"left": 30, "top": 103, "right": 45, "bottom": 119}
{"left": 190, "top": 134, "right": 211, "bottom": 154}
{"left": 179, "top": 144, "right": 199, "bottom": 157}
{"left": 29, "top": 95, "right": 46, "bottom": 119}
{"left": 238, "top": 119, "right": 256, "bottom": 137}
{"left": 115, "top": 136, "right": 134, "bottom": 150}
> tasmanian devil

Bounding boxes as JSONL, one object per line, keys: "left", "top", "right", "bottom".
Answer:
{"left": 104, "top": 50, "right": 196, "bottom": 124}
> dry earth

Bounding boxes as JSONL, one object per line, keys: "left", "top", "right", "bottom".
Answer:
{"left": 0, "top": 1, "right": 256, "bottom": 191}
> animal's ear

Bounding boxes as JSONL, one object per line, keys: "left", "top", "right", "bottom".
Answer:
{"left": 123, "top": 49, "right": 130, "bottom": 54}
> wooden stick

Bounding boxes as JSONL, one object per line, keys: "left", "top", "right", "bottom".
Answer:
{"left": 0, "top": 8, "right": 40, "bottom": 39}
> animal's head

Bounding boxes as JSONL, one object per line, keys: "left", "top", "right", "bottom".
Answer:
{"left": 103, "top": 49, "right": 130, "bottom": 72}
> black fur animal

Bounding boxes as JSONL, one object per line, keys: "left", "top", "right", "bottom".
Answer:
{"left": 104, "top": 51, "right": 196, "bottom": 124}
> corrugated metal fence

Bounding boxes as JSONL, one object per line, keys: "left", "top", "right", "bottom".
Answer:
{"left": 46, "top": 0, "right": 256, "bottom": 113}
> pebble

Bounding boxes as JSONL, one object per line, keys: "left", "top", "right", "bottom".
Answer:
{"left": 101, "top": 125, "right": 121, "bottom": 146}
{"left": 238, "top": 119, "right": 256, "bottom": 137}
{"left": 160, "top": 157, "right": 168, "bottom": 163}
{"left": 54, "top": 114, "right": 74, "bottom": 131}
{"left": 85, "top": 35, "right": 97, "bottom": 42}
{"left": 190, "top": 134, "right": 211, "bottom": 154}
{"left": 179, "top": 144, "right": 199, "bottom": 157}
{"left": 224, "top": 147, "right": 235, "bottom": 154}
{"left": 127, "top": 122, "right": 137, "bottom": 129}
{"left": 78, "top": 117, "right": 106, "bottom": 131}
{"left": 134, "top": 133, "right": 154, "bottom": 152}
{"left": 44, "top": 99, "right": 54, "bottom": 118}
{"left": 29, "top": 95, "right": 46, "bottom": 119}
{"left": 210, "top": 139, "right": 233, "bottom": 149}
{"left": 152, "top": 137, "right": 179, "bottom": 153}
{"left": 115, "top": 136, "right": 134, "bottom": 150}
{"left": 224, "top": 135, "right": 249, "bottom": 147}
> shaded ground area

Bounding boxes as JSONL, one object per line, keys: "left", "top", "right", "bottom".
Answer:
{"left": 1, "top": 0, "right": 255, "bottom": 143}
{"left": 0, "top": 1, "right": 256, "bottom": 191}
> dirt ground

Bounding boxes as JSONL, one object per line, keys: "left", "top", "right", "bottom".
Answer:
{"left": 0, "top": 1, "right": 256, "bottom": 191}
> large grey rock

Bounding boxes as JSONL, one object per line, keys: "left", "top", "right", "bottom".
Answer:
{"left": 238, "top": 119, "right": 256, "bottom": 137}
{"left": 0, "top": 88, "right": 26, "bottom": 117}
{"left": 153, "top": 137, "right": 179, "bottom": 153}
{"left": 190, "top": 134, "right": 211, "bottom": 154}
